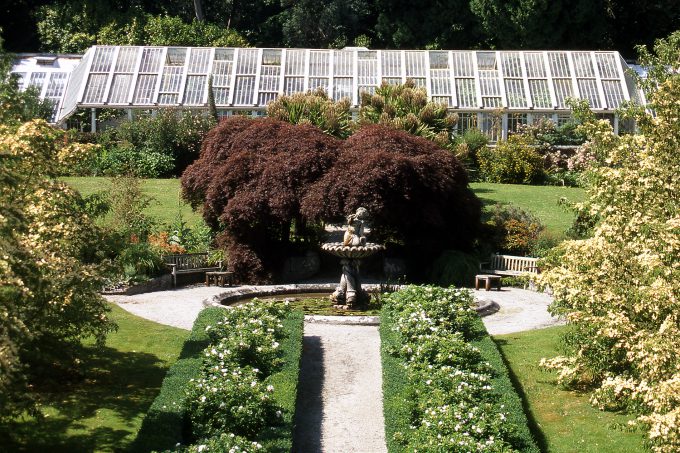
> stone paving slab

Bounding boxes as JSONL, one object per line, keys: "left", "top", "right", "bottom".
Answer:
{"left": 293, "top": 321, "right": 387, "bottom": 453}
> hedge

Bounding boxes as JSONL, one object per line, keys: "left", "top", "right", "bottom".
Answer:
{"left": 380, "top": 286, "right": 540, "bottom": 452}
{"left": 130, "top": 306, "right": 304, "bottom": 453}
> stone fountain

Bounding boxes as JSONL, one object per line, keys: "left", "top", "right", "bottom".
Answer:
{"left": 321, "top": 207, "right": 385, "bottom": 309}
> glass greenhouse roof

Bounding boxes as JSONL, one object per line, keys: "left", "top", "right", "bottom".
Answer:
{"left": 12, "top": 46, "right": 641, "bottom": 124}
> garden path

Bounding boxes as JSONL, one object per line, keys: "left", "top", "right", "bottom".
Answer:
{"left": 292, "top": 316, "right": 387, "bottom": 453}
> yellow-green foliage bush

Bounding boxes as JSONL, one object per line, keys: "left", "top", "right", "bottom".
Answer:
{"left": 540, "top": 32, "right": 680, "bottom": 453}
{"left": 477, "top": 134, "right": 544, "bottom": 184}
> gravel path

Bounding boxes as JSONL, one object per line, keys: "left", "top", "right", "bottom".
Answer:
{"left": 293, "top": 319, "right": 387, "bottom": 453}
{"left": 476, "top": 287, "right": 564, "bottom": 335}
{"left": 107, "top": 285, "right": 561, "bottom": 451}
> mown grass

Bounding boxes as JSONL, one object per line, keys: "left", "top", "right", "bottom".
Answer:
{"left": 62, "top": 176, "right": 202, "bottom": 228}
{"left": 471, "top": 182, "right": 585, "bottom": 236}
{"left": 63, "top": 177, "right": 584, "bottom": 237}
{"left": 494, "top": 326, "right": 648, "bottom": 453}
{"left": 0, "top": 304, "right": 188, "bottom": 453}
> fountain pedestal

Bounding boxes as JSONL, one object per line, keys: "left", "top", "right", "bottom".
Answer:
{"left": 321, "top": 243, "right": 384, "bottom": 309}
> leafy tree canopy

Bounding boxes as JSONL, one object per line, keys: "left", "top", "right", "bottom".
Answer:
{"left": 540, "top": 31, "right": 680, "bottom": 452}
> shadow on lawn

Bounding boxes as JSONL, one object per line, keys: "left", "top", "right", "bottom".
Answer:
{"left": 492, "top": 338, "right": 549, "bottom": 453}
{"left": 0, "top": 345, "right": 170, "bottom": 453}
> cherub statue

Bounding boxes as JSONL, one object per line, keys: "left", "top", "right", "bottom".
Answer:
{"left": 342, "top": 207, "right": 369, "bottom": 246}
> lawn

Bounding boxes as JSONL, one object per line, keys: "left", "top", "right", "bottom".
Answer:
{"left": 63, "top": 177, "right": 203, "bottom": 228}
{"left": 471, "top": 182, "right": 585, "bottom": 236}
{"left": 0, "top": 304, "right": 188, "bottom": 453}
{"left": 64, "top": 177, "right": 584, "bottom": 237}
{"left": 494, "top": 326, "right": 647, "bottom": 453}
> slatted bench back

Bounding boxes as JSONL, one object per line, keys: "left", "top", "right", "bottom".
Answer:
{"left": 489, "top": 254, "right": 539, "bottom": 273}
{"left": 163, "top": 253, "right": 210, "bottom": 270}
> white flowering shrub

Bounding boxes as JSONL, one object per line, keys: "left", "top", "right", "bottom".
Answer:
{"left": 185, "top": 301, "right": 291, "bottom": 447}
{"left": 539, "top": 32, "right": 680, "bottom": 453}
{"left": 382, "top": 286, "right": 520, "bottom": 452}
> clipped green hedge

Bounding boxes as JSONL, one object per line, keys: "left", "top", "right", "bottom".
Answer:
{"left": 470, "top": 319, "right": 539, "bottom": 453}
{"left": 258, "top": 310, "right": 304, "bottom": 452}
{"left": 130, "top": 307, "right": 304, "bottom": 453}
{"left": 130, "top": 307, "right": 225, "bottom": 452}
{"left": 380, "top": 286, "right": 539, "bottom": 452}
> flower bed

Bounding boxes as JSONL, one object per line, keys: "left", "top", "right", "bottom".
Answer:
{"left": 380, "top": 285, "right": 538, "bottom": 452}
{"left": 131, "top": 302, "right": 303, "bottom": 452}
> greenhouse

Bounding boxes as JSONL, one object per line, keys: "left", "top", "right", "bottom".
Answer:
{"left": 12, "top": 46, "right": 644, "bottom": 138}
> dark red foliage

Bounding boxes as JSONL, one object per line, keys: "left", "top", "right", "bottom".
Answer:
{"left": 181, "top": 117, "right": 341, "bottom": 283}
{"left": 182, "top": 120, "right": 481, "bottom": 283}
{"left": 301, "top": 125, "right": 481, "bottom": 274}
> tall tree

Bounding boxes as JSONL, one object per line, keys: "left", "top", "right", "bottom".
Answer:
{"left": 470, "top": 0, "right": 613, "bottom": 49}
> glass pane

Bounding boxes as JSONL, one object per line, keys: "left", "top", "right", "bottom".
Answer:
{"left": 479, "top": 70, "right": 500, "bottom": 96}
{"left": 508, "top": 113, "right": 527, "bottom": 133}
{"left": 286, "top": 50, "right": 306, "bottom": 76}
{"left": 233, "top": 76, "right": 255, "bottom": 105}
{"left": 456, "top": 79, "right": 476, "bottom": 107}
{"left": 404, "top": 51, "right": 426, "bottom": 77}
{"left": 45, "top": 73, "right": 68, "bottom": 97}
{"left": 602, "top": 80, "right": 625, "bottom": 108}
{"left": 358, "top": 59, "right": 377, "bottom": 86}
{"left": 573, "top": 52, "right": 595, "bottom": 78}
{"left": 83, "top": 73, "right": 108, "bottom": 103}
{"left": 333, "top": 50, "right": 353, "bottom": 76}
{"left": 430, "top": 69, "right": 451, "bottom": 95}
{"left": 577, "top": 79, "right": 600, "bottom": 108}
{"left": 188, "top": 48, "right": 211, "bottom": 74}
{"left": 184, "top": 75, "right": 207, "bottom": 105}
{"left": 283, "top": 77, "right": 304, "bottom": 95}
{"left": 108, "top": 74, "right": 131, "bottom": 103}
{"left": 524, "top": 53, "right": 546, "bottom": 78}
{"left": 596, "top": 53, "right": 619, "bottom": 79}
{"left": 259, "top": 65, "right": 280, "bottom": 92}
{"left": 29, "top": 72, "right": 46, "bottom": 88}
{"left": 139, "top": 48, "right": 163, "bottom": 73}
{"left": 429, "top": 51, "right": 449, "bottom": 70}
{"left": 115, "top": 47, "right": 139, "bottom": 72}
{"left": 214, "top": 48, "right": 234, "bottom": 61}
{"left": 132, "top": 74, "right": 157, "bottom": 103}
{"left": 160, "top": 66, "right": 183, "bottom": 93}
{"left": 333, "top": 77, "right": 352, "bottom": 101}
{"left": 165, "top": 48, "right": 187, "bottom": 66}
{"left": 456, "top": 112, "right": 477, "bottom": 134}
{"left": 91, "top": 47, "right": 115, "bottom": 72}
{"left": 214, "top": 87, "right": 230, "bottom": 105}
{"left": 381, "top": 51, "right": 402, "bottom": 78}
{"left": 553, "top": 78, "right": 573, "bottom": 108}
{"left": 158, "top": 93, "right": 178, "bottom": 105}
{"left": 309, "top": 50, "right": 328, "bottom": 76}
{"left": 308, "top": 77, "right": 328, "bottom": 91}
{"left": 212, "top": 61, "right": 233, "bottom": 86}
{"left": 529, "top": 79, "right": 552, "bottom": 108}
{"left": 482, "top": 97, "right": 501, "bottom": 108}
{"left": 501, "top": 52, "right": 522, "bottom": 78}
{"left": 505, "top": 79, "right": 526, "bottom": 107}
{"left": 258, "top": 92, "right": 277, "bottom": 105}
{"left": 262, "top": 49, "right": 281, "bottom": 66}
{"left": 476, "top": 52, "right": 497, "bottom": 70}
{"left": 548, "top": 52, "right": 571, "bottom": 78}
{"left": 452, "top": 52, "right": 474, "bottom": 77}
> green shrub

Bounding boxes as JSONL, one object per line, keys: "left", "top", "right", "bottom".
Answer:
{"left": 483, "top": 203, "right": 545, "bottom": 256}
{"left": 92, "top": 110, "right": 215, "bottom": 177}
{"left": 131, "top": 305, "right": 304, "bottom": 453}
{"left": 380, "top": 285, "right": 539, "bottom": 452}
{"left": 428, "top": 250, "right": 480, "bottom": 287}
{"left": 477, "top": 135, "right": 545, "bottom": 184}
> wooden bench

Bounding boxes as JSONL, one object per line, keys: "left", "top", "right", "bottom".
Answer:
{"left": 480, "top": 254, "right": 539, "bottom": 277}
{"left": 206, "top": 271, "right": 234, "bottom": 287}
{"left": 163, "top": 253, "right": 222, "bottom": 288}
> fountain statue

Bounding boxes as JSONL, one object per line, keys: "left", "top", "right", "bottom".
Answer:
{"left": 321, "top": 207, "right": 385, "bottom": 309}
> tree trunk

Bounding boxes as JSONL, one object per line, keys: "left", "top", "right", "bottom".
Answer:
{"left": 193, "top": 0, "right": 205, "bottom": 22}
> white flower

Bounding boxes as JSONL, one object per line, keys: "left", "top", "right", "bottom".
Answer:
{"left": 197, "top": 445, "right": 207, "bottom": 452}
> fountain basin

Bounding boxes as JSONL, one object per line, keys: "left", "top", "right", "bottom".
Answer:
{"left": 321, "top": 242, "right": 385, "bottom": 259}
